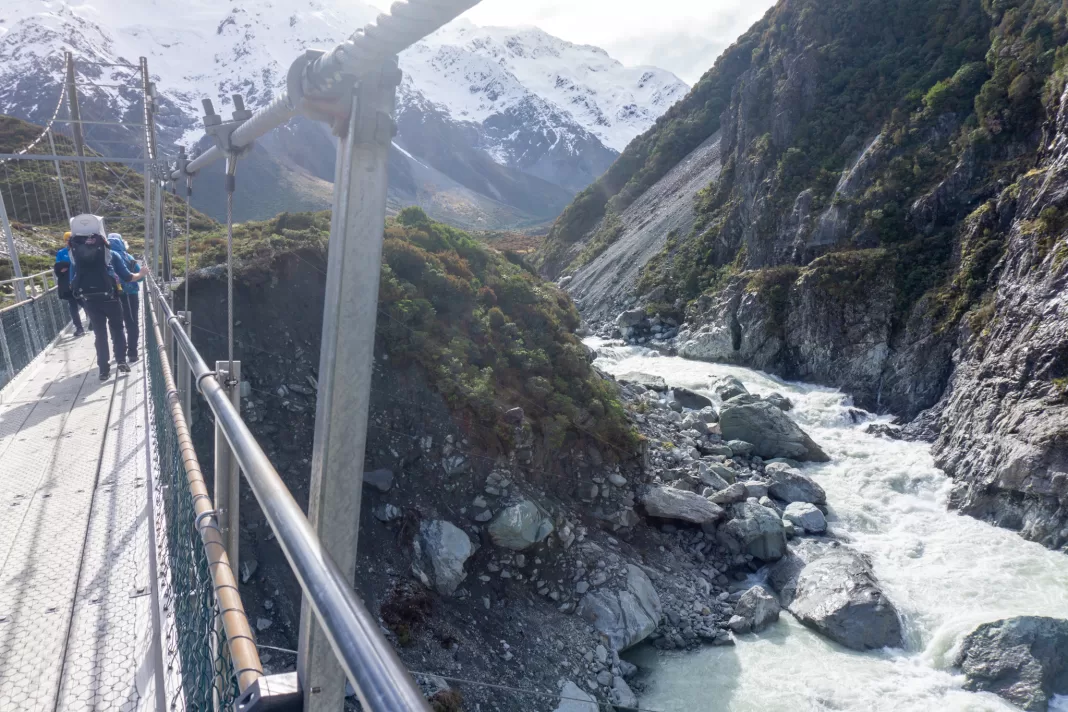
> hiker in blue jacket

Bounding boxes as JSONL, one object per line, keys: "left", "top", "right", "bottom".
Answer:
{"left": 53, "top": 238, "right": 85, "bottom": 336}
{"left": 108, "top": 234, "right": 141, "bottom": 363}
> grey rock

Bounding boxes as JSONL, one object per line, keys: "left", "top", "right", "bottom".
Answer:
{"left": 553, "top": 681, "right": 598, "bottom": 712}
{"left": 956, "top": 616, "right": 1068, "bottom": 712}
{"left": 720, "top": 402, "right": 829, "bottom": 462}
{"left": 765, "top": 462, "right": 827, "bottom": 504}
{"left": 734, "top": 585, "right": 781, "bottom": 633}
{"left": 595, "top": 644, "right": 608, "bottom": 664}
{"left": 697, "top": 406, "right": 720, "bottom": 423}
{"left": 713, "top": 376, "right": 749, "bottom": 401}
{"left": 442, "top": 454, "right": 469, "bottom": 476}
{"left": 503, "top": 406, "right": 525, "bottom": 424}
{"left": 616, "top": 309, "right": 647, "bottom": 328}
{"left": 724, "top": 393, "right": 763, "bottom": 407}
{"left": 708, "top": 482, "right": 748, "bottom": 505}
{"left": 728, "top": 614, "right": 751, "bottom": 634}
{"left": 488, "top": 500, "right": 553, "bottom": 551}
{"left": 363, "top": 468, "right": 393, "bottom": 492}
{"left": 696, "top": 463, "right": 731, "bottom": 491}
{"left": 611, "top": 675, "right": 639, "bottom": 709}
{"left": 596, "top": 670, "right": 613, "bottom": 686}
{"left": 618, "top": 372, "right": 668, "bottom": 391}
{"left": 765, "top": 392, "right": 794, "bottom": 411}
{"left": 672, "top": 386, "right": 713, "bottom": 410}
{"left": 769, "top": 541, "right": 902, "bottom": 650}
{"left": 412, "top": 520, "right": 474, "bottom": 596}
{"left": 577, "top": 565, "right": 662, "bottom": 651}
{"left": 608, "top": 472, "right": 628, "bottom": 487}
{"left": 743, "top": 480, "right": 768, "bottom": 499}
{"left": 641, "top": 486, "right": 726, "bottom": 525}
{"left": 719, "top": 500, "right": 787, "bottom": 561}
{"left": 783, "top": 502, "right": 827, "bottom": 533}
{"left": 372, "top": 503, "right": 402, "bottom": 522}
{"left": 726, "top": 440, "right": 754, "bottom": 457}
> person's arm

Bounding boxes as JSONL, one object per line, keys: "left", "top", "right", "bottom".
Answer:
{"left": 112, "top": 254, "right": 140, "bottom": 282}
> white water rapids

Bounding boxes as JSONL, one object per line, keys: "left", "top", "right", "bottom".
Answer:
{"left": 587, "top": 339, "right": 1068, "bottom": 712}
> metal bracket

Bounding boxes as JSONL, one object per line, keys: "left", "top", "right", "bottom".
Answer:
{"left": 286, "top": 49, "right": 402, "bottom": 138}
{"left": 172, "top": 147, "right": 190, "bottom": 189}
{"left": 202, "top": 95, "right": 254, "bottom": 165}
{"left": 234, "top": 672, "right": 302, "bottom": 712}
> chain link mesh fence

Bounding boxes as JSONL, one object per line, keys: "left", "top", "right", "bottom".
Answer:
{"left": 145, "top": 300, "right": 240, "bottom": 711}
{"left": 0, "top": 279, "right": 69, "bottom": 391}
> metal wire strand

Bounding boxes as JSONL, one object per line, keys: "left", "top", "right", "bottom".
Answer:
{"left": 225, "top": 185, "right": 235, "bottom": 380}
{"left": 184, "top": 175, "right": 192, "bottom": 311}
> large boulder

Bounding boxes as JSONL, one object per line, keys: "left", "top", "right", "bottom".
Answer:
{"left": 641, "top": 486, "right": 725, "bottom": 525}
{"left": 577, "top": 565, "right": 662, "bottom": 651}
{"left": 553, "top": 681, "right": 598, "bottom": 712}
{"left": 769, "top": 541, "right": 902, "bottom": 650}
{"left": 782, "top": 502, "right": 827, "bottom": 533}
{"left": 713, "top": 375, "right": 749, "bottom": 401}
{"left": 765, "top": 463, "right": 827, "bottom": 504}
{"left": 956, "top": 616, "right": 1068, "bottom": 712}
{"left": 617, "top": 372, "right": 668, "bottom": 391}
{"left": 731, "top": 585, "right": 781, "bottom": 634}
{"left": 615, "top": 309, "right": 647, "bottom": 328}
{"left": 672, "top": 386, "right": 714, "bottom": 410}
{"left": 719, "top": 401, "right": 829, "bottom": 462}
{"left": 488, "top": 500, "right": 553, "bottom": 551}
{"left": 411, "top": 520, "right": 475, "bottom": 596}
{"left": 719, "top": 501, "right": 787, "bottom": 561}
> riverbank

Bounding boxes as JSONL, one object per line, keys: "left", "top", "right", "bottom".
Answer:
{"left": 588, "top": 339, "right": 1068, "bottom": 712}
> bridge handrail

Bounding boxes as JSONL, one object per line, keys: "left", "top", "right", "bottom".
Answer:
{"left": 147, "top": 276, "right": 429, "bottom": 712}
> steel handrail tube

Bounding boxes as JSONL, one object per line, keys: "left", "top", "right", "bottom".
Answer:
{"left": 0, "top": 285, "right": 58, "bottom": 316}
{"left": 0, "top": 269, "right": 52, "bottom": 288}
{"left": 148, "top": 279, "right": 429, "bottom": 712}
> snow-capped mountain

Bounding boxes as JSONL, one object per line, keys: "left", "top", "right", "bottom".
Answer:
{"left": 0, "top": 0, "right": 688, "bottom": 228}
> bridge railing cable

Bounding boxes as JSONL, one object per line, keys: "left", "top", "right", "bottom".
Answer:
{"left": 0, "top": 271, "right": 68, "bottom": 393}
{"left": 145, "top": 275, "right": 430, "bottom": 711}
{"left": 143, "top": 287, "right": 264, "bottom": 710}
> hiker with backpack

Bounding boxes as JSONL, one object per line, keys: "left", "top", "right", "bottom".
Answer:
{"left": 108, "top": 234, "right": 141, "bottom": 363}
{"left": 69, "top": 215, "right": 145, "bottom": 380}
{"left": 53, "top": 233, "right": 86, "bottom": 337}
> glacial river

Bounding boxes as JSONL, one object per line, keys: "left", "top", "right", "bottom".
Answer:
{"left": 587, "top": 340, "right": 1068, "bottom": 712}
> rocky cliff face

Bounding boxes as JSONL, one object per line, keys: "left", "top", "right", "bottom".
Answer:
{"left": 931, "top": 87, "right": 1068, "bottom": 552}
{"left": 545, "top": 0, "right": 1068, "bottom": 551}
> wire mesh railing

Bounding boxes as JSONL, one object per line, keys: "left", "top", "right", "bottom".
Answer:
{"left": 0, "top": 272, "right": 69, "bottom": 392}
{"left": 145, "top": 295, "right": 258, "bottom": 711}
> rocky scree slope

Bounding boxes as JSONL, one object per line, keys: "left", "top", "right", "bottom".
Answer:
{"left": 543, "top": 0, "right": 1068, "bottom": 553}
{"left": 0, "top": 1, "right": 686, "bottom": 229}
{"left": 181, "top": 210, "right": 885, "bottom": 710}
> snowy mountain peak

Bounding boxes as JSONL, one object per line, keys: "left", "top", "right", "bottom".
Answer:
{"left": 404, "top": 21, "right": 689, "bottom": 152}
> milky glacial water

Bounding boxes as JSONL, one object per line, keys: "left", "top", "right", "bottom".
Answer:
{"left": 587, "top": 339, "right": 1068, "bottom": 712}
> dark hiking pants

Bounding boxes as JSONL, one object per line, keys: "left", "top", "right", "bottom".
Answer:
{"left": 65, "top": 298, "right": 83, "bottom": 331}
{"left": 85, "top": 299, "right": 127, "bottom": 373}
{"left": 120, "top": 293, "right": 139, "bottom": 360}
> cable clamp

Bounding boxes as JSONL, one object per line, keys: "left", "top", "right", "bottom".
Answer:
{"left": 196, "top": 370, "right": 218, "bottom": 393}
{"left": 194, "top": 509, "right": 218, "bottom": 530}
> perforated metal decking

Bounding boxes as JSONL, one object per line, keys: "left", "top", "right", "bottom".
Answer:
{"left": 0, "top": 328, "right": 159, "bottom": 711}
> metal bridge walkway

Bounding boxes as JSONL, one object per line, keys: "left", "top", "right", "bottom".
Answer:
{"left": 0, "top": 327, "right": 158, "bottom": 711}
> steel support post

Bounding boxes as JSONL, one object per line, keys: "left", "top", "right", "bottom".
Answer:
{"left": 46, "top": 130, "right": 73, "bottom": 222}
{"left": 177, "top": 311, "right": 192, "bottom": 424}
{"left": 297, "top": 61, "right": 401, "bottom": 712}
{"left": 0, "top": 189, "right": 26, "bottom": 302}
{"left": 64, "top": 52, "right": 92, "bottom": 213}
{"left": 214, "top": 360, "right": 242, "bottom": 572}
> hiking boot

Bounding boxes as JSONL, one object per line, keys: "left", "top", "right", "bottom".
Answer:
{"left": 127, "top": 353, "right": 139, "bottom": 364}
{"left": 117, "top": 362, "right": 131, "bottom": 374}
{"left": 99, "top": 369, "right": 110, "bottom": 381}
{"left": 73, "top": 328, "right": 84, "bottom": 337}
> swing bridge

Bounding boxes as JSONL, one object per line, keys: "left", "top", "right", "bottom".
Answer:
{"left": 0, "top": 1, "right": 492, "bottom": 710}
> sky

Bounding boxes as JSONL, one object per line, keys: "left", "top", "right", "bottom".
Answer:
{"left": 459, "top": 0, "right": 776, "bottom": 85}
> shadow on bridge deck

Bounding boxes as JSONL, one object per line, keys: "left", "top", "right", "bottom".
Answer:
{"left": 0, "top": 326, "right": 161, "bottom": 711}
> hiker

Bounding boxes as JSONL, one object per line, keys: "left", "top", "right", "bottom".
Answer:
{"left": 108, "top": 234, "right": 141, "bottom": 363}
{"left": 69, "top": 216, "right": 145, "bottom": 380}
{"left": 53, "top": 234, "right": 85, "bottom": 337}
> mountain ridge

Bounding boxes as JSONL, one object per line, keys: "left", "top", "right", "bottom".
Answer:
{"left": 0, "top": 0, "right": 687, "bottom": 228}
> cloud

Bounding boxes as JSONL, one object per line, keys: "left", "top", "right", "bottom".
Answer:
{"left": 461, "top": 0, "right": 775, "bottom": 83}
